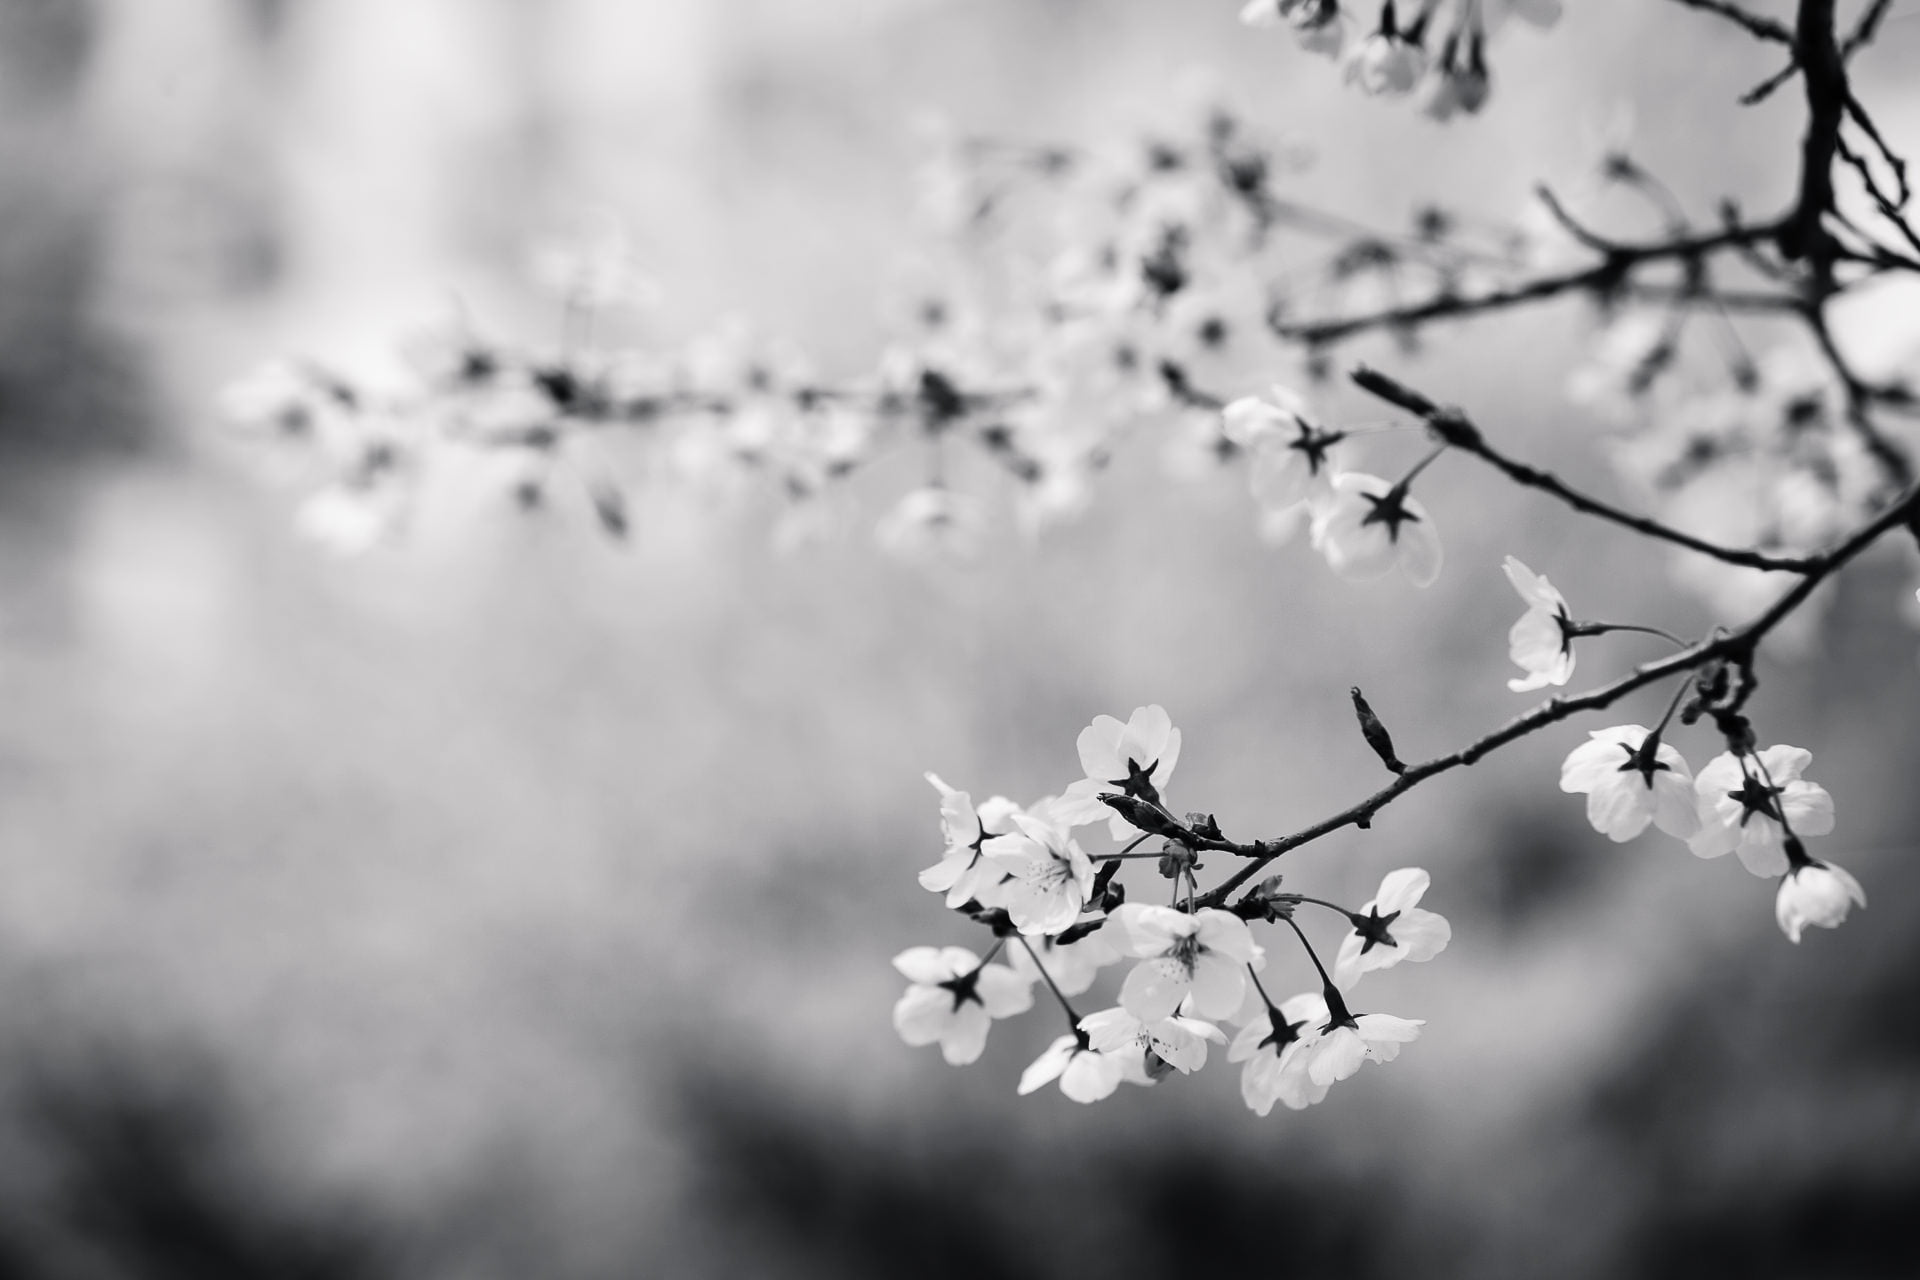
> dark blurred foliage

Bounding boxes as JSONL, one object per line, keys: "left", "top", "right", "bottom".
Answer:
{"left": 0, "top": 0, "right": 152, "bottom": 460}
{"left": 0, "top": 1038, "right": 394, "bottom": 1280}
{"left": 673, "top": 1063, "right": 1427, "bottom": 1280}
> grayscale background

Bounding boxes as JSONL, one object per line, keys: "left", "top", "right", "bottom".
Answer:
{"left": 1, "top": 1, "right": 1916, "bottom": 1276}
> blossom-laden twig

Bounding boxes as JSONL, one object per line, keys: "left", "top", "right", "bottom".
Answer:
{"left": 886, "top": 0, "right": 1916, "bottom": 1116}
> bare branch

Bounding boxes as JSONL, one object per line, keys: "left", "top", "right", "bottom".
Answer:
{"left": 1667, "top": 0, "right": 1794, "bottom": 43}
{"left": 1841, "top": 0, "right": 1895, "bottom": 57}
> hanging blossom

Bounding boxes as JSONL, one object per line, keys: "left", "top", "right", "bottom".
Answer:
{"left": 1018, "top": 1034, "right": 1128, "bottom": 1104}
{"left": 1689, "top": 746, "right": 1836, "bottom": 877}
{"left": 1056, "top": 704, "right": 1184, "bottom": 838}
{"left": 1502, "top": 556, "right": 1576, "bottom": 691}
{"left": 1080, "top": 1006, "right": 1227, "bottom": 1080}
{"left": 875, "top": 486, "right": 987, "bottom": 562}
{"left": 1559, "top": 725, "right": 1701, "bottom": 843}
{"left": 919, "top": 773, "right": 1020, "bottom": 909}
{"left": 986, "top": 807, "right": 1098, "bottom": 935}
{"left": 1312, "top": 471, "right": 1444, "bottom": 587}
{"left": 1107, "top": 903, "right": 1265, "bottom": 1021}
{"left": 1423, "top": 30, "right": 1490, "bottom": 121}
{"left": 1242, "top": 0, "right": 1561, "bottom": 108}
{"left": 891, "top": 946, "right": 1034, "bottom": 1065}
{"left": 1229, "top": 991, "right": 1333, "bottom": 1114}
{"left": 1332, "top": 868, "right": 1452, "bottom": 989}
{"left": 1345, "top": 9, "right": 1429, "bottom": 97}
{"left": 1295, "top": 999, "right": 1424, "bottom": 1088}
{"left": 1220, "top": 386, "right": 1344, "bottom": 521}
{"left": 1775, "top": 857, "right": 1867, "bottom": 943}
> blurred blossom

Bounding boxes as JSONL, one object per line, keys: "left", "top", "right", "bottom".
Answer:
{"left": 874, "top": 485, "right": 986, "bottom": 561}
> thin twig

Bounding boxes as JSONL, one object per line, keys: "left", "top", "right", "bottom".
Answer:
{"left": 1275, "top": 214, "right": 1791, "bottom": 345}
{"left": 1666, "top": 0, "right": 1794, "bottom": 43}
{"left": 1348, "top": 365, "right": 1826, "bottom": 573}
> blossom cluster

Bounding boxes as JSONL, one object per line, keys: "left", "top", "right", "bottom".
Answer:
{"left": 1239, "top": 0, "right": 1563, "bottom": 119}
{"left": 895, "top": 550, "right": 1881, "bottom": 1106}
{"left": 218, "top": 82, "right": 1549, "bottom": 569}
{"left": 1561, "top": 728, "right": 1863, "bottom": 942}
{"left": 896, "top": 706, "right": 1450, "bottom": 1109}
{"left": 1500, "top": 552, "right": 1867, "bottom": 943}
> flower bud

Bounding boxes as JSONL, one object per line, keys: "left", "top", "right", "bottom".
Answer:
{"left": 1775, "top": 861, "right": 1866, "bottom": 943}
{"left": 1098, "top": 793, "right": 1190, "bottom": 840}
{"left": 1350, "top": 686, "right": 1407, "bottom": 775}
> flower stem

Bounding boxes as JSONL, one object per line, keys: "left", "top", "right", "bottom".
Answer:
{"left": 1283, "top": 893, "right": 1358, "bottom": 920}
{"left": 1395, "top": 442, "right": 1449, "bottom": 491}
{"left": 1286, "top": 916, "right": 1355, "bottom": 1023}
{"left": 1017, "top": 935, "right": 1082, "bottom": 1030}
{"left": 1570, "top": 621, "right": 1691, "bottom": 647}
{"left": 1246, "top": 963, "right": 1287, "bottom": 1020}
{"left": 1290, "top": 921, "right": 1336, "bottom": 990}
{"left": 1744, "top": 748, "right": 1804, "bottom": 851}
{"left": 1649, "top": 673, "right": 1693, "bottom": 739}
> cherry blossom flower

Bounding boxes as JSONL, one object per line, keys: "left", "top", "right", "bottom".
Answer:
{"left": 918, "top": 773, "right": 1019, "bottom": 909}
{"left": 1559, "top": 725, "right": 1701, "bottom": 842}
{"left": 1009, "top": 928, "right": 1121, "bottom": 997}
{"left": 1424, "top": 37, "right": 1490, "bottom": 121}
{"left": 1345, "top": 27, "right": 1428, "bottom": 97}
{"left": 295, "top": 483, "right": 407, "bottom": 556}
{"left": 1689, "top": 747, "right": 1836, "bottom": 877}
{"left": 1257, "top": 500, "right": 1313, "bottom": 547}
{"left": 529, "top": 217, "right": 659, "bottom": 313}
{"left": 1503, "top": 556, "right": 1576, "bottom": 691}
{"left": 1332, "top": 868, "right": 1452, "bottom": 989}
{"left": 1240, "top": 0, "right": 1346, "bottom": 58}
{"left": 1567, "top": 312, "right": 1673, "bottom": 419}
{"left": 1018, "top": 1034, "right": 1126, "bottom": 1103}
{"left": 1775, "top": 859, "right": 1867, "bottom": 943}
{"left": 986, "top": 810, "right": 1097, "bottom": 935}
{"left": 1055, "top": 705, "right": 1184, "bottom": 837}
{"left": 1080, "top": 1006, "right": 1226, "bottom": 1078}
{"left": 1296, "top": 1006, "right": 1423, "bottom": 1087}
{"left": 1220, "top": 387, "right": 1343, "bottom": 515}
{"left": 1228, "top": 992, "right": 1331, "bottom": 1114}
{"left": 1312, "top": 471, "right": 1444, "bottom": 587}
{"left": 876, "top": 486, "right": 986, "bottom": 561}
{"left": 891, "top": 946, "right": 1034, "bottom": 1066}
{"left": 219, "top": 360, "right": 345, "bottom": 441}
{"left": 1107, "top": 904, "right": 1264, "bottom": 1021}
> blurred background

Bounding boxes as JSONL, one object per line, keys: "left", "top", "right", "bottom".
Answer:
{"left": 2, "top": 0, "right": 1919, "bottom": 1275}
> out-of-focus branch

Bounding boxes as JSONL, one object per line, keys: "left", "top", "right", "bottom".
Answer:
{"left": 1273, "top": 213, "right": 1792, "bottom": 345}
{"left": 1667, "top": 0, "right": 1794, "bottom": 43}
{"left": 1782, "top": 0, "right": 1845, "bottom": 275}
{"left": 1841, "top": 0, "right": 1895, "bottom": 58}
{"left": 1740, "top": 0, "right": 1895, "bottom": 106}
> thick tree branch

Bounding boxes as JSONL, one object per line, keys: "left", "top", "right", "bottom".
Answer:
{"left": 1781, "top": 0, "right": 1846, "bottom": 274}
